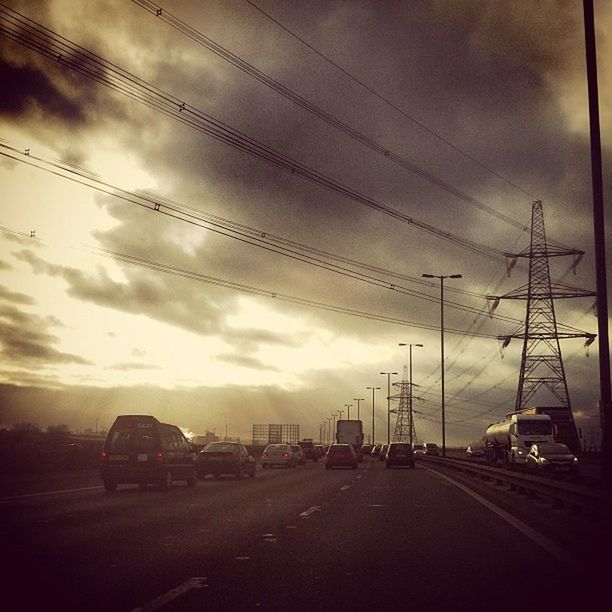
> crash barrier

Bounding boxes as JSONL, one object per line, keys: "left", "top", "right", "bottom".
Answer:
{"left": 420, "top": 455, "right": 612, "bottom": 518}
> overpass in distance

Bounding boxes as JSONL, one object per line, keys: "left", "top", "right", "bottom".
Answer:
{"left": 1, "top": 455, "right": 609, "bottom": 610}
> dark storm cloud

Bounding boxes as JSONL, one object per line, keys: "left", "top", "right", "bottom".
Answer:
{"left": 216, "top": 353, "right": 279, "bottom": 372}
{"left": 0, "top": 58, "right": 84, "bottom": 121}
{"left": 0, "top": 302, "right": 89, "bottom": 365}
{"left": 14, "top": 248, "right": 230, "bottom": 336}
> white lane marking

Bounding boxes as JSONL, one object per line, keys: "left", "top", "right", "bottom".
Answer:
{"left": 236, "top": 556, "right": 250, "bottom": 560}
{"left": 286, "top": 525, "right": 297, "bottom": 529}
{"left": 299, "top": 505, "right": 321, "bottom": 518}
{"left": 355, "top": 475, "right": 363, "bottom": 479}
{"left": 0, "top": 485, "right": 103, "bottom": 502}
{"left": 422, "top": 466, "right": 577, "bottom": 569}
{"left": 130, "top": 577, "right": 207, "bottom": 612}
{"left": 340, "top": 485, "right": 351, "bottom": 491}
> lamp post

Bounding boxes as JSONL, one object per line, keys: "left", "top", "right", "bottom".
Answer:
{"left": 366, "top": 386, "right": 381, "bottom": 445}
{"left": 353, "top": 398, "right": 364, "bottom": 420}
{"left": 344, "top": 404, "right": 352, "bottom": 420}
{"left": 380, "top": 371, "right": 398, "bottom": 444}
{"left": 422, "top": 273, "right": 462, "bottom": 457}
{"left": 331, "top": 413, "right": 337, "bottom": 445}
{"left": 399, "top": 342, "right": 423, "bottom": 445}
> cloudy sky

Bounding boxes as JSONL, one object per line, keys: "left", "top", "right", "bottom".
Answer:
{"left": 0, "top": 0, "right": 609, "bottom": 445}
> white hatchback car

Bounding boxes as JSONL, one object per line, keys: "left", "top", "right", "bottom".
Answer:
{"left": 261, "top": 444, "right": 296, "bottom": 469}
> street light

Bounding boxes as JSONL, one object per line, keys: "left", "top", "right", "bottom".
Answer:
{"left": 380, "top": 371, "right": 399, "bottom": 444}
{"left": 353, "top": 398, "right": 365, "bottom": 420}
{"left": 422, "top": 273, "right": 463, "bottom": 457}
{"left": 344, "top": 404, "right": 352, "bottom": 420}
{"left": 399, "top": 342, "right": 423, "bottom": 446}
{"left": 331, "top": 413, "right": 337, "bottom": 444}
{"left": 366, "top": 386, "right": 381, "bottom": 444}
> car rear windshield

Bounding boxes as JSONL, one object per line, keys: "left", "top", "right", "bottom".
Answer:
{"left": 391, "top": 444, "right": 411, "bottom": 452}
{"left": 329, "top": 445, "right": 351, "bottom": 454}
{"left": 108, "top": 427, "right": 158, "bottom": 451}
{"left": 298, "top": 441, "right": 314, "bottom": 449}
{"left": 537, "top": 443, "right": 571, "bottom": 454}
{"left": 203, "top": 442, "right": 237, "bottom": 453}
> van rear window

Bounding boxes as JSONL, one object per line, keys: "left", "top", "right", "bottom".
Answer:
{"left": 108, "top": 428, "right": 158, "bottom": 451}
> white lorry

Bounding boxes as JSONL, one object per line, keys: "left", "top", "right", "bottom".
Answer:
{"left": 336, "top": 420, "right": 364, "bottom": 461}
{"left": 484, "top": 413, "right": 554, "bottom": 465}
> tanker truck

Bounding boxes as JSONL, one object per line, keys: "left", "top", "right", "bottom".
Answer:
{"left": 484, "top": 413, "right": 554, "bottom": 465}
{"left": 336, "top": 419, "right": 364, "bottom": 461}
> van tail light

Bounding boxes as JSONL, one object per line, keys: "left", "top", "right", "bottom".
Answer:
{"left": 156, "top": 452, "right": 164, "bottom": 462}
{"left": 283, "top": 452, "right": 289, "bottom": 458}
{"left": 100, "top": 451, "right": 108, "bottom": 461}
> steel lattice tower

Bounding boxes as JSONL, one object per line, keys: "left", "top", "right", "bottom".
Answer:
{"left": 487, "top": 201, "right": 595, "bottom": 448}
{"left": 390, "top": 366, "right": 416, "bottom": 443}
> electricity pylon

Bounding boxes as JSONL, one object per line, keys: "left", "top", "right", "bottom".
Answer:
{"left": 390, "top": 366, "right": 417, "bottom": 443}
{"left": 487, "top": 201, "right": 596, "bottom": 450}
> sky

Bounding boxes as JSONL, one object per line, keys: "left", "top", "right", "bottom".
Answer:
{"left": 0, "top": 0, "right": 609, "bottom": 446}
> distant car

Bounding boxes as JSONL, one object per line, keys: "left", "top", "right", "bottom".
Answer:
{"left": 325, "top": 444, "right": 358, "bottom": 470}
{"left": 298, "top": 440, "right": 320, "bottom": 462}
{"left": 385, "top": 442, "right": 415, "bottom": 469}
{"left": 197, "top": 441, "right": 256, "bottom": 479}
{"left": 371, "top": 444, "right": 382, "bottom": 457}
{"left": 412, "top": 443, "right": 426, "bottom": 456}
{"left": 424, "top": 442, "right": 439, "bottom": 456}
{"left": 315, "top": 444, "right": 325, "bottom": 458}
{"left": 466, "top": 444, "right": 485, "bottom": 458}
{"left": 525, "top": 443, "right": 580, "bottom": 478}
{"left": 262, "top": 444, "right": 295, "bottom": 469}
{"left": 361, "top": 444, "right": 372, "bottom": 456}
{"left": 291, "top": 444, "right": 306, "bottom": 465}
{"left": 379, "top": 444, "right": 389, "bottom": 461}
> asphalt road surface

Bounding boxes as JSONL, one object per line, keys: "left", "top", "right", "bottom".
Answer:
{"left": 1, "top": 458, "right": 608, "bottom": 611}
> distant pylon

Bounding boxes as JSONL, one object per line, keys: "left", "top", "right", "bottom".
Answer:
{"left": 487, "top": 201, "right": 596, "bottom": 449}
{"left": 390, "top": 366, "right": 416, "bottom": 443}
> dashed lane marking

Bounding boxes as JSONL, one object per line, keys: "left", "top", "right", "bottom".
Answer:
{"left": 130, "top": 577, "right": 208, "bottom": 612}
{"left": 340, "top": 485, "right": 351, "bottom": 491}
{"left": 299, "top": 505, "right": 321, "bottom": 518}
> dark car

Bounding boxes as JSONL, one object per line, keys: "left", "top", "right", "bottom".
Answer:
{"left": 197, "top": 441, "right": 256, "bottom": 479}
{"left": 424, "top": 442, "right": 439, "bottom": 456}
{"left": 525, "top": 443, "right": 580, "bottom": 478}
{"left": 371, "top": 444, "right": 382, "bottom": 457}
{"left": 325, "top": 444, "right": 358, "bottom": 470}
{"left": 385, "top": 442, "right": 415, "bottom": 469}
{"left": 379, "top": 443, "right": 389, "bottom": 461}
{"left": 100, "top": 415, "right": 196, "bottom": 491}
{"left": 298, "top": 440, "right": 320, "bottom": 462}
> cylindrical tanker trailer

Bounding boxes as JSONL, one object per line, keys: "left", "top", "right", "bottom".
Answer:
{"left": 483, "top": 413, "right": 554, "bottom": 465}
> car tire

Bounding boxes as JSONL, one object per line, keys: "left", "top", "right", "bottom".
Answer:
{"left": 325, "top": 464, "right": 330, "bottom": 470}
{"left": 186, "top": 471, "right": 197, "bottom": 487}
{"left": 103, "top": 480, "right": 117, "bottom": 492}
{"left": 236, "top": 467, "right": 243, "bottom": 480}
{"left": 158, "top": 471, "right": 172, "bottom": 490}
{"left": 249, "top": 467, "right": 256, "bottom": 478}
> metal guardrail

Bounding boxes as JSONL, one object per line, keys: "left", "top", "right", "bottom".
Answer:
{"left": 420, "top": 456, "right": 612, "bottom": 516}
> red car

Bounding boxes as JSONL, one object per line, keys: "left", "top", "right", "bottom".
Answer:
{"left": 325, "top": 444, "right": 358, "bottom": 470}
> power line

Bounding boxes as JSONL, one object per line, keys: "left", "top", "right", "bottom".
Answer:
{"left": 245, "top": 0, "right": 536, "bottom": 200}
{"left": 0, "top": 141, "right": 525, "bottom": 331}
{"left": 0, "top": 223, "right": 498, "bottom": 338}
{"left": 132, "top": 0, "right": 533, "bottom": 234}
{"left": 0, "top": 4, "right": 518, "bottom": 265}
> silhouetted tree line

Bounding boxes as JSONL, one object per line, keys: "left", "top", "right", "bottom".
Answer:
{"left": 0, "top": 423, "right": 104, "bottom": 473}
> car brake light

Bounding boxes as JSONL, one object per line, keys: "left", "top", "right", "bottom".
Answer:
{"left": 156, "top": 452, "right": 164, "bottom": 461}
{"left": 283, "top": 452, "right": 288, "bottom": 458}
{"left": 100, "top": 451, "right": 108, "bottom": 460}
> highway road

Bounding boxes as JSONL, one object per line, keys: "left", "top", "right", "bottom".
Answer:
{"left": 1, "top": 458, "right": 608, "bottom": 611}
